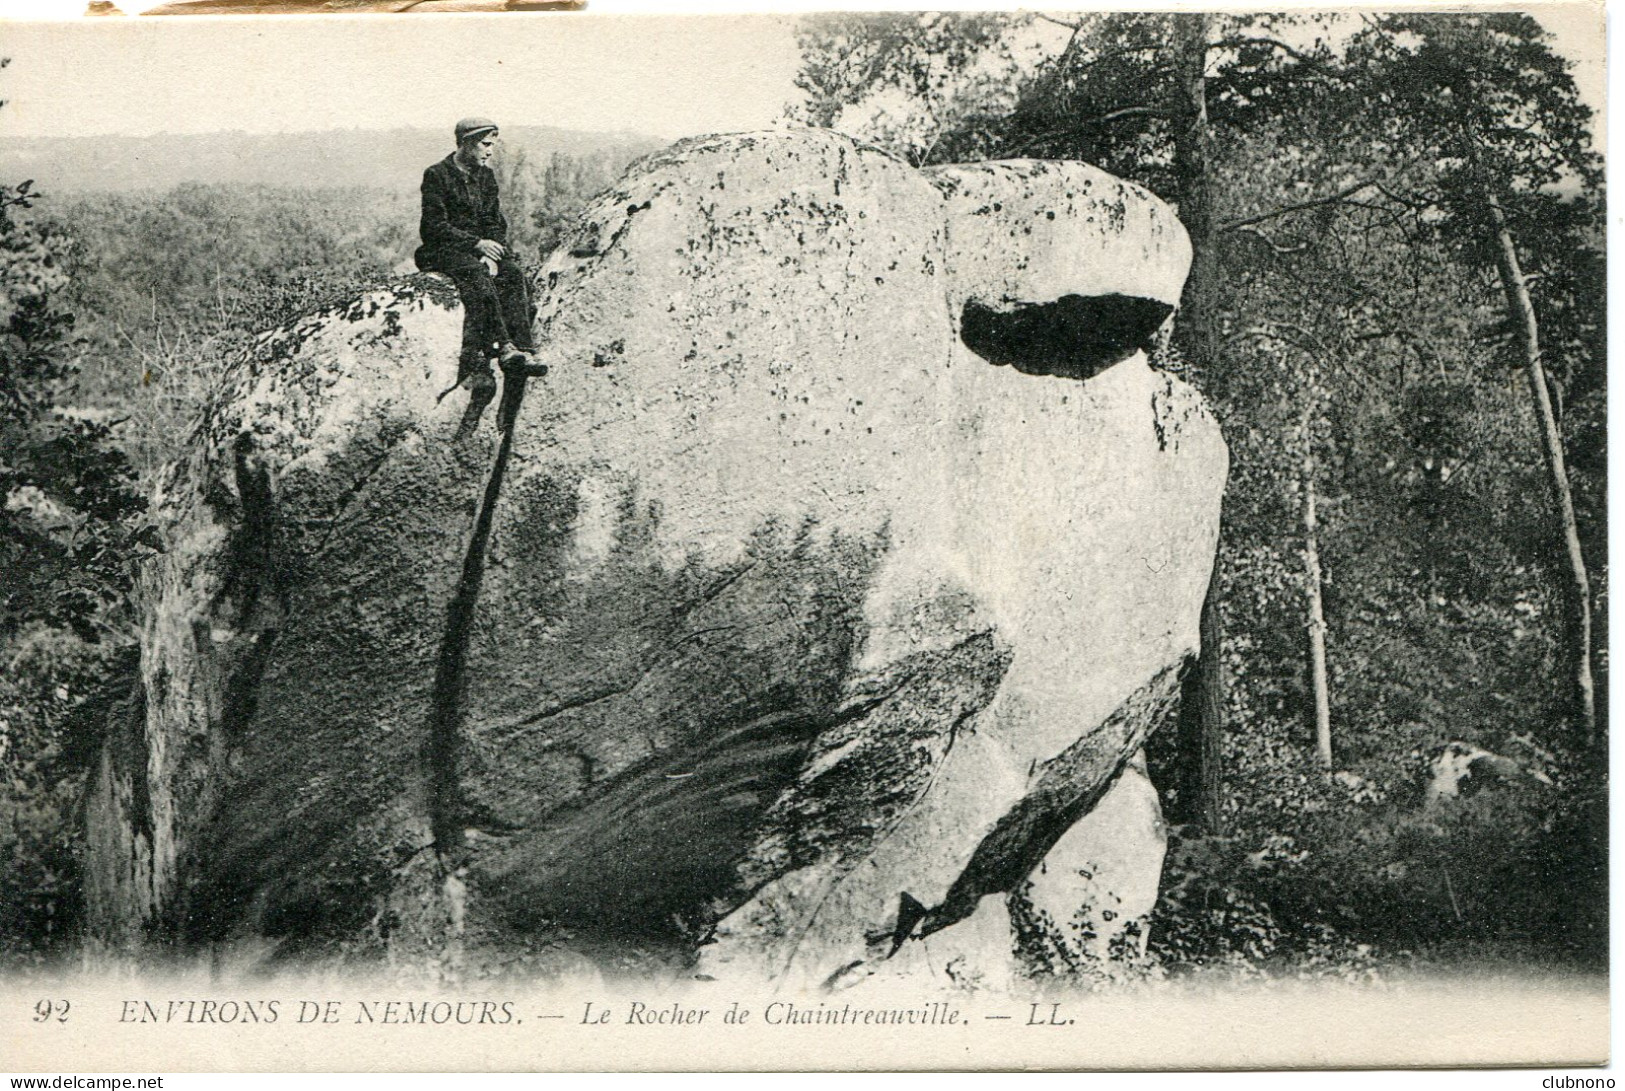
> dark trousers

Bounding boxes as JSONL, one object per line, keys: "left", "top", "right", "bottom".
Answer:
{"left": 419, "top": 253, "right": 536, "bottom": 373}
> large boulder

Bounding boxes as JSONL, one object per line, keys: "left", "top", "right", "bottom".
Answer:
{"left": 1422, "top": 741, "right": 1553, "bottom": 806}
{"left": 84, "top": 130, "right": 1225, "bottom": 989}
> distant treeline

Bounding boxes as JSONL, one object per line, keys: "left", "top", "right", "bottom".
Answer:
{"left": 2, "top": 125, "right": 664, "bottom": 194}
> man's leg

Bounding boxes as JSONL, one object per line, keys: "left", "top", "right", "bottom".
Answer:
{"left": 488, "top": 261, "right": 546, "bottom": 378}
{"left": 439, "top": 263, "right": 510, "bottom": 377}
{"left": 493, "top": 260, "right": 536, "bottom": 352}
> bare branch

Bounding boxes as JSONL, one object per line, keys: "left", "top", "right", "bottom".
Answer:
{"left": 1218, "top": 177, "right": 1381, "bottom": 232}
{"left": 1371, "top": 179, "right": 1437, "bottom": 209}
{"left": 1092, "top": 103, "right": 1178, "bottom": 124}
{"left": 1233, "top": 225, "right": 1308, "bottom": 254}
{"left": 1001, "top": 103, "right": 1177, "bottom": 156}
{"left": 1209, "top": 34, "right": 1342, "bottom": 77}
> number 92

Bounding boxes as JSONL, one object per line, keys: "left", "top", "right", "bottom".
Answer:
{"left": 32, "top": 999, "right": 69, "bottom": 1022}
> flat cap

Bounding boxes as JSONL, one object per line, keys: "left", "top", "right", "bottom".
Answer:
{"left": 455, "top": 117, "right": 499, "bottom": 145}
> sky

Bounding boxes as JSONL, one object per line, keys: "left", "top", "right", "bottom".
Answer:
{"left": 0, "top": 13, "right": 805, "bottom": 139}
{"left": 0, "top": 2, "right": 1608, "bottom": 145}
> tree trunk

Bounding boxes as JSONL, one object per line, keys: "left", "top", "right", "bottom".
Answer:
{"left": 1301, "top": 404, "right": 1334, "bottom": 769}
{"left": 1171, "top": 13, "right": 1216, "bottom": 366}
{"left": 1176, "top": 552, "right": 1226, "bottom": 833}
{"left": 1485, "top": 192, "right": 1597, "bottom": 744}
{"left": 1169, "top": 12, "right": 1228, "bottom": 813}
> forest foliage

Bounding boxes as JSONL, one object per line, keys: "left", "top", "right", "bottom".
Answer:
{"left": 789, "top": 10, "right": 1606, "bottom": 978}
{"left": 0, "top": 16, "right": 1607, "bottom": 977}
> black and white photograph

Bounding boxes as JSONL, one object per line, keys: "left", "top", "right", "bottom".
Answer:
{"left": 0, "top": 1, "right": 1610, "bottom": 1075}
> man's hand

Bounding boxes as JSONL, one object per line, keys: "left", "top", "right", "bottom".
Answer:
{"left": 475, "top": 239, "right": 506, "bottom": 262}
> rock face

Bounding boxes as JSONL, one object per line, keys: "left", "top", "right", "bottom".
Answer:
{"left": 84, "top": 130, "right": 1225, "bottom": 989}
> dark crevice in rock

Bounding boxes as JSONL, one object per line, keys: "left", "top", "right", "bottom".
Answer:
{"left": 217, "top": 436, "right": 290, "bottom": 743}
{"left": 120, "top": 680, "right": 155, "bottom": 852}
{"left": 172, "top": 435, "right": 296, "bottom": 944}
{"left": 497, "top": 371, "right": 530, "bottom": 434}
{"left": 426, "top": 398, "right": 522, "bottom": 864}
{"left": 65, "top": 645, "right": 143, "bottom": 792}
{"left": 217, "top": 635, "right": 281, "bottom": 748}
{"left": 221, "top": 432, "right": 291, "bottom": 621}
{"left": 455, "top": 378, "right": 497, "bottom": 441}
{"left": 903, "top": 659, "right": 1186, "bottom": 944}
{"left": 77, "top": 651, "right": 150, "bottom": 942}
{"left": 960, "top": 294, "right": 1174, "bottom": 380}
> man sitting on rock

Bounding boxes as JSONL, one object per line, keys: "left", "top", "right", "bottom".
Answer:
{"left": 416, "top": 117, "right": 548, "bottom": 401}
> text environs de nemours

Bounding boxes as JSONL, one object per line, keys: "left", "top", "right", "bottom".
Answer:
{"left": 118, "top": 999, "right": 516, "bottom": 1025}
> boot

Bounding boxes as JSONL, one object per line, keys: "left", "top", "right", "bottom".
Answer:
{"left": 498, "top": 342, "right": 549, "bottom": 378}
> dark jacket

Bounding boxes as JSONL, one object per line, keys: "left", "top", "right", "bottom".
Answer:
{"left": 414, "top": 153, "right": 509, "bottom": 272}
